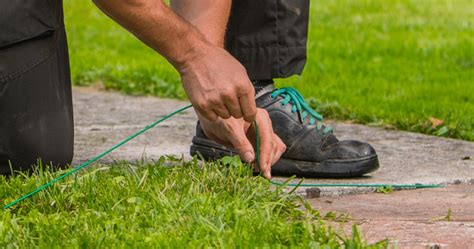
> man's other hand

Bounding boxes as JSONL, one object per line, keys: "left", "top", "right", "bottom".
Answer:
{"left": 198, "top": 108, "right": 286, "bottom": 179}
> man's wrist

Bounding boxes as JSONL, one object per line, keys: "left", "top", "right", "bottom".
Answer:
{"left": 173, "top": 33, "right": 213, "bottom": 74}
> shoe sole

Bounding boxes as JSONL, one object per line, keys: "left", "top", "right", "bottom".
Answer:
{"left": 190, "top": 136, "right": 379, "bottom": 178}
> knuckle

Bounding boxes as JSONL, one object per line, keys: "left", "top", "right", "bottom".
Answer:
{"left": 246, "top": 85, "right": 255, "bottom": 96}
{"left": 201, "top": 104, "right": 211, "bottom": 112}
{"left": 221, "top": 89, "right": 234, "bottom": 100}
{"left": 247, "top": 107, "right": 257, "bottom": 116}
{"left": 238, "top": 85, "right": 251, "bottom": 96}
{"left": 217, "top": 107, "right": 231, "bottom": 118}
{"left": 272, "top": 140, "right": 278, "bottom": 149}
{"left": 221, "top": 112, "right": 231, "bottom": 119}
{"left": 208, "top": 113, "right": 218, "bottom": 122}
{"left": 196, "top": 99, "right": 208, "bottom": 109}
{"left": 233, "top": 112, "right": 243, "bottom": 118}
{"left": 208, "top": 96, "right": 219, "bottom": 105}
{"left": 250, "top": 109, "right": 258, "bottom": 118}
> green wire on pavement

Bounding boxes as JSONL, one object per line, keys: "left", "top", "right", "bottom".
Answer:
{"left": 269, "top": 181, "right": 441, "bottom": 188}
{"left": 3, "top": 104, "right": 441, "bottom": 209}
{"left": 3, "top": 104, "right": 193, "bottom": 209}
{"left": 251, "top": 122, "right": 440, "bottom": 189}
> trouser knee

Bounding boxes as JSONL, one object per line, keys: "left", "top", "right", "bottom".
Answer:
{"left": 0, "top": 127, "right": 74, "bottom": 176}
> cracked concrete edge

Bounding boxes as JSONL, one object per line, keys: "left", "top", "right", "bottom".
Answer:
{"left": 292, "top": 180, "right": 474, "bottom": 198}
{"left": 72, "top": 88, "right": 474, "bottom": 197}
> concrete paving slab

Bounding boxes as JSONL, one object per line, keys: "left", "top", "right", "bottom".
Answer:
{"left": 310, "top": 185, "right": 474, "bottom": 248}
{"left": 72, "top": 87, "right": 474, "bottom": 195}
{"left": 72, "top": 87, "right": 197, "bottom": 165}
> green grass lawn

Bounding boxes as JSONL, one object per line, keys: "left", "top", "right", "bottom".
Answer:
{"left": 65, "top": 0, "right": 473, "bottom": 141}
{"left": 1, "top": 157, "right": 387, "bottom": 248}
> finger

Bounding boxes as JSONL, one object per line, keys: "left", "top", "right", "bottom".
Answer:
{"left": 269, "top": 137, "right": 277, "bottom": 167}
{"left": 239, "top": 86, "right": 257, "bottom": 122}
{"left": 224, "top": 98, "right": 243, "bottom": 119}
{"left": 256, "top": 110, "right": 274, "bottom": 179}
{"left": 266, "top": 132, "right": 277, "bottom": 169}
{"left": 213, "top": 104, "right": 231, "bottom": 119}
{"left": 194, "top": 105, "right": 219, "bottom": 122}
{"left": 271, "top": 135, "right": 286, "bottom": 166}
{"left": 227, "top": 124, "right": 255, "bottom": 163}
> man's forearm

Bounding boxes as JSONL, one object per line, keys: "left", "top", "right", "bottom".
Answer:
{"left": 93, "top": 0, "right": 209, "bottom": 71}
{"left": 171, "top": 0, "right": 231, "bottom": 47}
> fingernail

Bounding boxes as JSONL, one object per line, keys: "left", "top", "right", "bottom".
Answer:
{"left": 243, "top": 151, "right": 255, "bottom": 162}
{"left": 264, "top": 163, "right": 271, "bottom": 178}
{"left": 264, "top": 168, "right": 272, "bottom": 179}
{"left": 265, "top": 173, "right": 272, "bottom": 179}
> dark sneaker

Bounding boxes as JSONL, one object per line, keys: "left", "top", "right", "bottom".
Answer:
{"left": 190, "top": 85, "right": 379, "bottom": 177}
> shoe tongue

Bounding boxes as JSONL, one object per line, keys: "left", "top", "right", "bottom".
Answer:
{"left": 255, "top": 84, "right": 276, "bottom": 98}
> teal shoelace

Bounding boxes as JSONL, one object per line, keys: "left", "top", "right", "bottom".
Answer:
{"left": 270, "top": 87, "right": 332, "bottom": 134}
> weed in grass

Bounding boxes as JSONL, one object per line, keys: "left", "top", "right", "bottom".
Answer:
{"left": 323, "top": 211, "right": 352, "bottom": 223}
{"left": 1, "top": 157, "right": 388, "bottom": 248}
{"left": 428, "top": 208, "right": 453, "bottom": 223}
{"left": 375, "top": 186, "right": 394, "bottom": 194}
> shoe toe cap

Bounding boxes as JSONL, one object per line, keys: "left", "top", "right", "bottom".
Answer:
{"left": 327, "top": 140, "right": 377, "bottom": 160}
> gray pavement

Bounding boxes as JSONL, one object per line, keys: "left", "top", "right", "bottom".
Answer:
{"left": 72, "top": 87, "right": 474, "bottom": 195}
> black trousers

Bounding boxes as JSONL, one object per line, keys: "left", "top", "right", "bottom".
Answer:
{"left": 226, "top": 0, "right": 310, "bottom": 80}
{"left": 0, "top": 0, "right": 309, "bottom": 175}
{"left": 0, "top": 0, "right": 73, "bottom": 175}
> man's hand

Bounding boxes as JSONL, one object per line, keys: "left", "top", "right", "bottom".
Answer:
{"left": 179, "top": 45, "right": 256, "bottom": 122}
{"left": 198, "top": 108, "right": 286, "bottom": 179}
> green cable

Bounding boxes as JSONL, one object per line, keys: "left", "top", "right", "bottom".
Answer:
{"left": 3, "top": 104, "right": 193, "bottom": 209}
{"left": 3, "top": 104, "right": 441, "bottom": 209}
{"left": 270, "top": 181, "right": 441, "bottom": 188}
{"left": 253, "top": 120, "right": 260, "bottom": 169}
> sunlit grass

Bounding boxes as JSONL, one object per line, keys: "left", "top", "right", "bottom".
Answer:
{"left": 0, "top": 157, "right": 387, "bottom": 248}
{"left": 64, "top": 0, "right": 473, "bottom": 140}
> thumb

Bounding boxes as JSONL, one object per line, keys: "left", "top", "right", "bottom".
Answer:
{"left": 228, "top": 126, "right": 255, "bottom": 163}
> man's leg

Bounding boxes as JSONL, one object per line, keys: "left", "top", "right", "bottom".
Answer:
{"left": 225, "top": 0, "right": 310, "bottom": 81}
{"left": 0, "top": 1, "right": 74, "bottom": 175}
